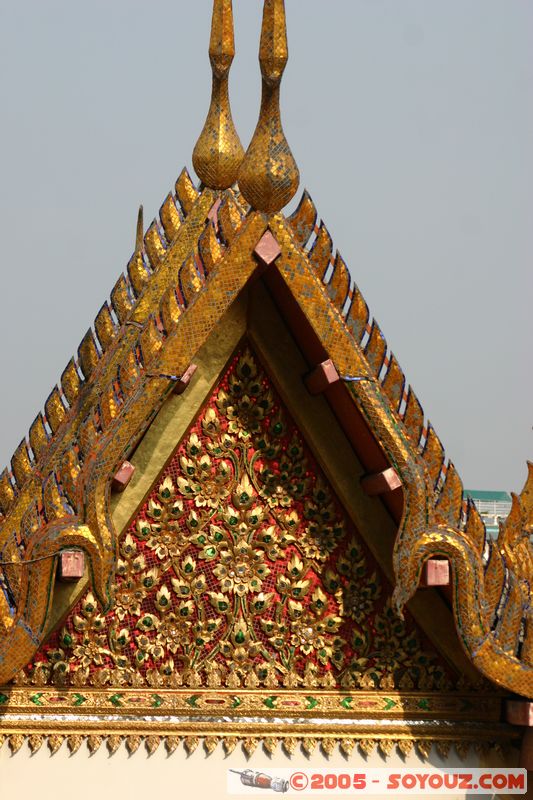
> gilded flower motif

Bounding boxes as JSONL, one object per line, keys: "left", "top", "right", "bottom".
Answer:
{"left": 113, "top": 535, "right": 160, "bottom": 619}
{"left": 113, "top": 582, "right": 145, "bottom": 620}
{"left": 213, "top": 543, "right": 270, "bottom": 595}
{"left": 155, "top": 613, "right": 193, "bottom": 655}
{"left": 177, "top": 452, "right": 233, "bottom": 509}
{"left": 146, "top": 528, "right": 184, "bottom": 561}
{"left": 220, "top": 619, "right": 260, "bottom": 667}
{"left": 216, "top": 353, "right": 273, "bottom": 441}
{"left": 73, "top": 637, "right": 108, "bottom": 668}
{"left": 289, "top": 622, "right": 325, "bottom": 655}
{"left": 260, "top": 617, "right": 288, "bottom": 650}
{"left": 342, "top": 577, "right": 380, "bottom": 623}
{"left": 288, "top": 601, "right": 343, "bottom": 660}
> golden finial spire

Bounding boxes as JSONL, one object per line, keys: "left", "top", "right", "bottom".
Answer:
{"left": 192, "top": 0, "right": 245, "bottom": 190}
{"left": 238, "top": 0, "right": 299, "bottom": 214}
{"left": 135, "top": 205, "right": 144, "bottom": 252}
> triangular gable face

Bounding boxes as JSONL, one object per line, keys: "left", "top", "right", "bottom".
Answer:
{"left": 5, "top": 338, "right": 509, "bottom": 753}
{"left": 20, "top": 344, "right": 456, "bottom": 695}
{"left": 0, "top": 0, "right": 531, "bottom": 762}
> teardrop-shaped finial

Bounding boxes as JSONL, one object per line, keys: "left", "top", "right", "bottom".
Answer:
{"left": 192, "top": 0, "right": 245, "bottom": 190}
{"left": 238, "top": 0, "right": 299, "bottom": 214}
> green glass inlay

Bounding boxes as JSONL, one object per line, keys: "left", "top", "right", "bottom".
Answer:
{"left": 186, "top": 695, "right": 200, "bottom": 708}
{"left": 109, "top": 693, "right": 124, "bottom": 707}
{"left": 30, "top": 693, "right": 44, "bottom": 706}
{"left": 73, "top": 693, "right": 86, "bottom": 707}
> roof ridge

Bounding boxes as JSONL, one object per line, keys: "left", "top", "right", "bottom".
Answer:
{"left": 0, "top": 173, "right": 249, "bottom": 522}
{"left": 287, "top": 191, "right": 487, "bottom": 554}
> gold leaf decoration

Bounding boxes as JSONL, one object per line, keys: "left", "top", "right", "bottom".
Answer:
{"left": 287, "top": 190, "right": 317, "bottom": 249}
{"left": 145, "top": 736, "right": 160, "bottom": 755}
{"left": 166, "top": 736, "right": 181, "bottom": 755}
{"left": 126, "top": 735, "right": 142, "bottom": 754}
{"left": 175, "top": 169, "right": 199, "bottom": 216}
{"left": 9, "top": 734, "right": 25, "bottom": 754}
{"left": 378, "top": 739, "right": 395, "bottom": 757}
{"left": 263, "top": 737, "right": 278, "bottom": 756}
{"left": 87, "top": 735, "right": 102, "bottom": 754}
{"left": 48, "top": 734, "right": 63, "bottom": 755}
{"left": 359, "top": 739, "right": 375, "bottom": 757}
{"left": 435, "top": 740, "right": 450, "bottom": 759}
{"left": 27, "top": 347, "right": 454, "bottom": 699}
{"left": 67, "top": 735, "right": 83, "bottom": 754}
{"left": 242, "top": 737, "right": 259, "bottom": 757}
{"left": 282, "top": 737, "right": 297, "bottom": 756}
{"left": 223, "top": 737, "right": 238, "bottom": 755}
{"left": 28, "top": 734, "right": 44, "bottom": 754}
{"left": 416, "top": 739, "right": 433, "bottom": 760}
{"left": 321, "top": 739, "right": 337, "bottom": 757}
{"left": 339, "top": 738, "right": 356, "bottom": 757}
{"left": 107, "top": 735, "right": 122, "bottom": 755}
{"left": 184, "top": 736, "right": 200, "bottom": 755}
{"left": 192, "top": 0, "right": 245, "bottom": 189}
{"left": 238, "top": 0, "right": 299, "bottom": 213}
{"left": 204, "top": 736, "right": 219, "bottom": 755}
{"left": 397, "top": 739, "right": 413, "bottom": 758}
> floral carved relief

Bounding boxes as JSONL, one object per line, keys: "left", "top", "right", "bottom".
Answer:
{"left": 20, "top": 347, "right": 456, "bottom": 692}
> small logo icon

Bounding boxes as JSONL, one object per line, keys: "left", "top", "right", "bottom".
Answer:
{"left": 230, "top": 769, "right": 289, "bottom": 793}
{"left": 290, "top": 772, "right": 309, "bottom": 791}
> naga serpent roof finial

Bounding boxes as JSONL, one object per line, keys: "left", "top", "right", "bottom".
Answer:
{"left": 238, "top": 0, "right": 299, "bottom": 214}
{"left": 192, "top": 0, "right": 245, "bottom": 190}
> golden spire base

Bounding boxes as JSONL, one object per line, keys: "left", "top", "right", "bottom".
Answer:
{"left": 238, "top": 0, "right": 299, "bottom": 214}
{"left": 192, "top": 0, "right": 244, "bottom": 190}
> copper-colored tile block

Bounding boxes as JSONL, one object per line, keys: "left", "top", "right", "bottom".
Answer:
{"left": 305, "top": 359, "right": 340, "bottom": 395}
{"left": 112, "top": 461, "right": 135, "bottom": 493}
{"left": 174, "top": 363, "right": 198, "bottom": 395}
{"left": 360, "top": 467, "right": 402, "bottom": 496}
{"left": 58, "top": 550, "right": 85, "bottom": 581}
{"left": 420, "top": 559, "right": 450, "bottom": 587}
{"left": 507, "top": 700, "right": 533, "bottom": 727}
{"left": 254, "top": 231, "right": 281, "bottom": 267}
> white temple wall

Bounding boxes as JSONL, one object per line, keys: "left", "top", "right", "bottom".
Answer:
{"left": 0, "top": 741, "right": 523, "bottom": 800}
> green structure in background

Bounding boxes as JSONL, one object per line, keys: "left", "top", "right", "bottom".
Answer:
{"left": 465, "top": 490, "right": 512, "bottom": 538}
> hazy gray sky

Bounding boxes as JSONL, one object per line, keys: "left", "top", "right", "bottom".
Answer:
{"left": 0, "top": 0, "right": 531, "bottom": 492}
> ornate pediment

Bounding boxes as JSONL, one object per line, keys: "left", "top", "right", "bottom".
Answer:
{"left": 3, "top": 345, "right": 512, "bottom": 758}
{"left": 19, "top": 346, "right": 457, "bottom": 694}
{"left": 0, "top": 3, "right": 531, "bottom": 767}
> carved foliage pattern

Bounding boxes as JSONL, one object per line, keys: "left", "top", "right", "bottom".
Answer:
{"left": 21, "top": 348, "right": 454, "bottom": 691}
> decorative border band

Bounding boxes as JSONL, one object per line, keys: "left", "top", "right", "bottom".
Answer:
{"left": 0, "top": 688, "right": 501, "bottom": 720}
